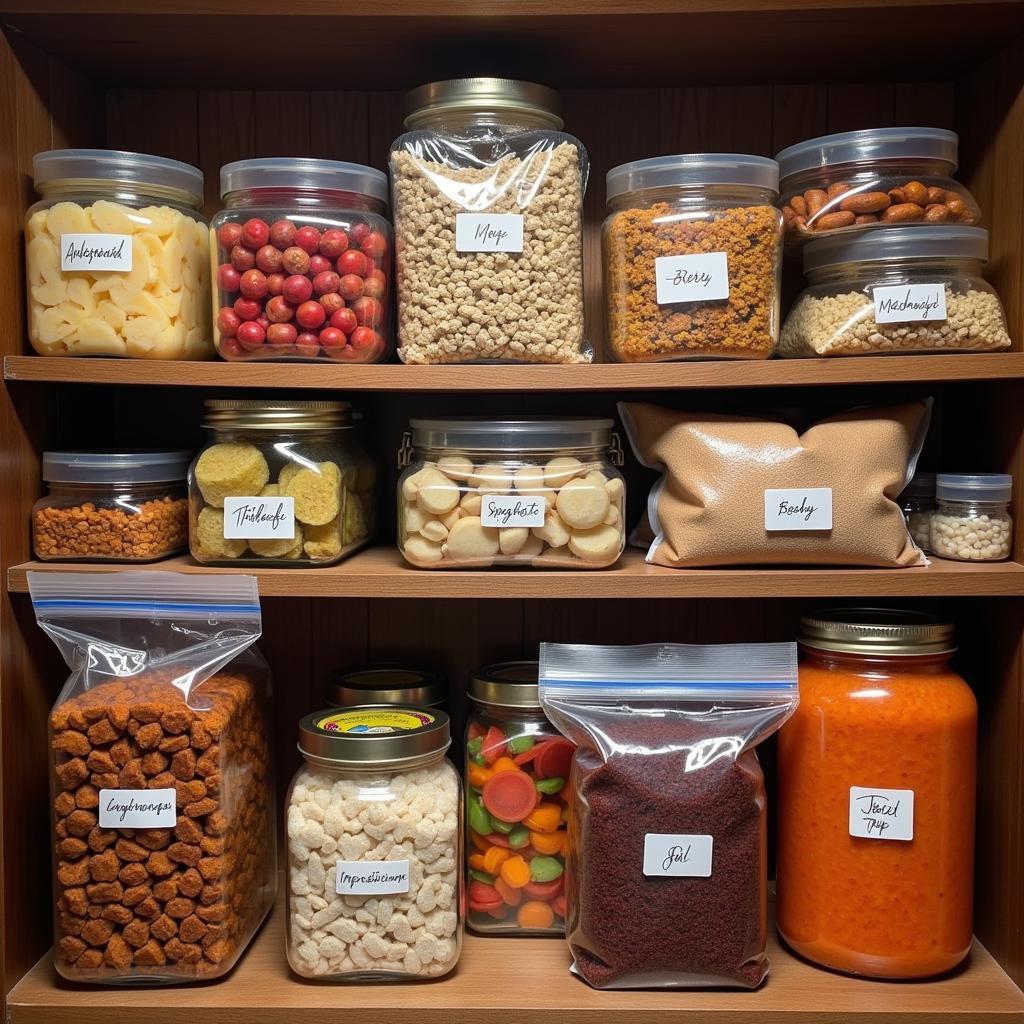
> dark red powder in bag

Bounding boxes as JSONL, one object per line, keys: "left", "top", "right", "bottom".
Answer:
{"left": 539, "top": 642, "right": 798, "bottom": 990}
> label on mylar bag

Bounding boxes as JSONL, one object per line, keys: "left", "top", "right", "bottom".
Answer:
{"left": 455, "top": 213, "right": 524, "bottom": 253}
{"left": 764, "top": 488, "right": 833, "bottom": 531}
{"left": 643, "top": 833, "right": 714, "bottom": 877}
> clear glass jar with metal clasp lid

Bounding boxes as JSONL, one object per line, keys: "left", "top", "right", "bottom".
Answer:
{"left": 189, "top": 399, "right": 375, "bottom": 567}
{"left": 930, "top": 473, "right": 1013, "bottom": 562}
{"left": 327, "top": 665, "right": 447, "bottom": 710}
{"left": 465, "top": 661, "right": 573, "bottom": 935}
{"left": 285, "top": 706, "right": 462, "bottom": 981}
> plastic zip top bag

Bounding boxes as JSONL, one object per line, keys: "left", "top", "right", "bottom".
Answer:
{"left": 539, "top": 642, "right": 799, "bottom": 990}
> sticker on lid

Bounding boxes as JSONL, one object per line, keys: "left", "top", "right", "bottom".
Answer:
{"left": 849, "top": 786, "right": 914, "bottom": 841}
{"left": 643, "top": 834, "right": 713, "bottom": 877}
{"left": 99, "top": 788, "right": 176, "bottom": 829}
{"left": 455, "top": 213, "right": 524, "bottom": 253}
{"left": 655, "top": 252, "right": 729, "bottom": 305}
{"left": 61, "top": 233, "right": 132, "bottom": 273}
{"left": 873, "top": 284, "right": 947, "bottom": 324}
{"left": 222, "top": 496, "right": 295, "bottom": 540}
{"left": 316, "top": 709, "right": 436, "bottom": 735}
{"left": 336, "top": 859, "right": 411, "bottom": 896}
{"left": 480, "top": 494, "right": 547, "bottom": 528}
{"left": 764, "top": 488, "right": 833, "bottom": 531}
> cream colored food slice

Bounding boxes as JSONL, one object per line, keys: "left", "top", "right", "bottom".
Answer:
{"left": 568, "top": 524, "right": 622, "bottom": 564}
{"left": 403, "top": 535, "right": 444, "bottom": 565}
{"left": 89, "top": 199, "right": 140, "bottom": 235}
{"left": 138, "top": 205, "right": 178, "bottom": 238}
{"left": 444, "top": 517, "right": 500, "bottom": 562}
{"left": 533, "top": 508, "right": 570, "bottom": 548}
{"left": 416, "top": 468, "right": 460, "bottom": 515}
{"left": 556, "top": 477, "right": 610, "bottom": 530}
{"left": 437, "top": 455, "right": 474, "bottom": 481}
{"left": 499, "top": 527, "right": 529, "bottom": 556}
{"left": 47, "top": 201, "right": 92, "bottom": 237}
{"left": 544, "top": 457, "right": 585, "bottom": 488}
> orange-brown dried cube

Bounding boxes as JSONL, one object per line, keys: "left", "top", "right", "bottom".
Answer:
{"left": 86, "top": 718, "right": 120, "bottom": 746}
{"left": 59, "top": 838, "right": 88, "bottom": 860}
{"left": 159, "top": 734, "right": 190, "bottom": 754}
{"left": 104, "top": 933, "right": 133, "bottom": 969}
{"left": 109, "top": 739, "right": 133, "bottom": 767}
{"left": 122, "top": 919, "right": 151, "bottom": 950}
{"left": 75, "top": 785, "right": 100, "bottom": 810}
{"left": 136, "top": 828, "right": 171, "bottom": 851}
{"left": 133, "top": 939, "right": 167, "bottom": 966}
{"left": 178, "top": 914, "right": 207, "bottom": 943}
{"left": 178, "top": 868, "right": 203, "bottom": 898}
{"left": 174, "top": 817, "right": 202, "bottom": 845}
{"left": 115, "top": 838, "right": 148, "bottom": 863}
{"left": 80, "top": 918, "right": 114, "bottom": 947}
{"left": 101, "top": 904, "right": 133, "bottom": 926}
{"left": 146, "top": 851, "right": 174, "bottom": 877}
{"left": 134, "top": 896, "right": 161, "bottom": 920}
{"left": 57, "top": 860, "right": 91, "bottom": 887}
{"left": 118, "top": 862, "right": 148, "bottom": 887}
{"left": 54, "top": 791, "right": 76, "bottom": 817}
{"left": 136, "top": 723, "right": 163, "bottom": 750}
{"left": 86, "top": 750, "right": 116, "bottom": 774}
{"left": 66, "top": 810, "right": 97, "bottom": 837}
{"left": 56, "top": 758, "right": 89, "bottom": 790}
{"left": 86, "top": 881, "right": 124, "bottom": 904}
{"left": 58, "top": 935, "right": 87, "bottom": 962}
{"left": 141, "top": 751, "right": 169, "bottom": 776}
{"left": 118, "top": 759, "right": 146, "bottom": 788}
{"left": 150, "top": 914, "right": 178, "bottom": 942}
{"left": 153, "top": 878, "right": 179, "bottom": 901}
{"left": 168, "top": 842, "right": 202, "bottom": 867}
{"left": 87, "top": 827, "right": 117, "bottom": 853}
{"left": 88, "top": 850, "right": 120, "bottom": 882}
{"left": 54, "top": 730, "right": 91, "bottom": 756}
{"left": 75, "top": 949, "right": 104, "bottom": 969}
{"left": 160, "top": 709, "right": 192, "bottom": 734}
{"left": 165, "top": 897, "right": 196, "bottom": 920}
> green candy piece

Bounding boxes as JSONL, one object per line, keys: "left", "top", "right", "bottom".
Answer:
{"left": 490, "top": 817, "right": 515, "bottom": 834}
{"left": 472, "top": 752, "right": 487, "bottom": 767}
{"left": 535, "top": 776, "right": 564, "bottom": 795}
{"left": 466, "top": 736, "right": 483, "bottom": 756}
{"left": 507, "top": 733, "right": 535, "bottom": 756}
{"left": 508, "top": 825, "right": 531, "bottom": 849}
{"left": 467, "top": 796, "right": 492, "bottom": 836}
{"left": 530, "top": 856, "right": 564, "bottom": 882}
{"left": 470, "top": 869, "right": 496, "bottom": 885}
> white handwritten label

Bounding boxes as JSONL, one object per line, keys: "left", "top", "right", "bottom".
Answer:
{"left": 61, "top": 233, "right": 132, "bottom": 272}
{"left": 764, "top": 487, "right": 833, "bottom": 531}
{"left": 643, "top": 833, "right": 713, "bottom": 877}
{"left": 480, "top": 494, "right": 547, "bottom": 528}
{"left": 222, "top": 496, "right": 295, "bottom": 540}
{"left": 336, "top": 859, "right": 410, "bottom": 896}
{"left": 873, "top": 284, "right": 948, "bottom": 324}
{"left": 654, "top": 252, "right": 729, "bottom": 305}
{"left": 455, "top": 213, "right": 524, "bottom": 253}
{"left": 99, "top": 788, "right": 176, "bottom": 829}
{"left": 849, "top": 786, "right": 914, "bottom": 841}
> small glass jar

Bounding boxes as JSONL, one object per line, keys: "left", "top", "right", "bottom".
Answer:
{"left": 780, "top": 226, "right": 1010, "bottom": 357}
{"left": 930, "top": 473, "right": 1013, "bottom": 561}
{"left": 776, "top": 127, "right": 981, "bottom": 241}
{"left": 898, "top": 471, "right": 935, "bottom": 553}
{"left": 397, "top": 418, "right": 625, "bottom": 569}
{"left": 327, "top": 666, "right": 447, "bottom": 709}
{"left": 390, "top": 79, "right": 589, "bottom": 364}
{"left": 33, "top": 450, "right": 190, "bottom": 562}
{"left": 777, "top": 609, "right": 976, "bottom": 979}
{"left": 189, "top": 399, "right": 375, "bottom": 567}
{"left": 210, "top": 158, "right": 391, "bottom": 363}
{"left": 603, "top": 154, "right": 783, "bottom": 361}
{"left": 26, "top": 149, "right": 211, "bottom": 358}
{"left": 285, "top": 706, "right": 462, "bottom": 981}
{"left": 465, "top": 661, "right": 572, "bottom": 936}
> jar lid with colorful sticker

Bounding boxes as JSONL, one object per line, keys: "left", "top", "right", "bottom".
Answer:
{"left": 298, "top": 706, "right": 451, "bottom": 769}
{"left": 327, "top": 665, "right": 447, "bottom": 709}
{"left": 469, "top": 660, "right": 541, "bottom": 708}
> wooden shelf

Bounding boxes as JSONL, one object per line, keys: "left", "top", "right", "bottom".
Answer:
{"left": 9, "top": 548, "right": 1024, "bottom": 599}
{"left": 8, "top": 884, "right": 1024, "bottom": 1024}
{"left": 7, "top": 353, "right": 1024, "bottom": 393}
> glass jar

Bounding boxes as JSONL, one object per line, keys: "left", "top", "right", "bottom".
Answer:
{"left": 931, "top": 473, "right": 1013, "bottom": 561}
{"left": 390, "top": 78, "right": 589, "bottom": 364}
{"left": 776, "top": 127, "right": 981, "bottom": 241}
{"left": 603, "top": 155, "right": 783, "bottom": 361}
{"left": 327, "top": 666, "right": 447, "bottom": 709}
{"left": 465, "top": 661, "right": 572, "bottom": 936}
{"left": 33, "top": 450, "right": 190, "bottom": 563}
{"left": 210, "top": 158, "right": 391, "bottom": 363}
{"left": 779, "top": 226, "right": 1010, "bottom": 357}
{"left": 898, "top": 471, "right": 935, "bottom": 553}
{"left": 397, "top": 418, "right": 625, "bottom": 569}
{"left": 26, "top": 149, "right": 211, "bottom": 359}
{"left": 285, "top": 706, "right": 462, "bottom": 980}
{"left": 777, "top": 609, "right": 976, "bottom": 979}
{"left": 189, "top": 399, "right": 375, "bottom": 567}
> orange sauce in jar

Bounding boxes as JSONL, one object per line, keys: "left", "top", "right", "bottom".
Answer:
{"left": 777, "top": 609, "right": 976, "bottom": 979}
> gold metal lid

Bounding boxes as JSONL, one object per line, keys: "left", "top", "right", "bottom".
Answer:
{"left": 404, "top": 78, "right": 563, "bottom": 130}
{"left": 469, "top": 660, "right": 540, "bottom": 708}
{"left": 298, "top": 706, "right": 450, "bottom": 768}
{"left": 327, "top": 666, "right": 447, "bottom": 709}
{"left": 203, "top": 399, "right": 350, "bottom": 431}
{"left": 799, "top": 608, "right": 956, "bottom": 656}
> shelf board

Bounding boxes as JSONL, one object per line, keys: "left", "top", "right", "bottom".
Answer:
{"left": 7, "top": 353, "right": 1024, "bottom": 393}
{"left": 9, "top": 548, "right": 1024, "bottom": 599}
{"left": 8, "top": 886, "right": 1024, "bottom": 1024}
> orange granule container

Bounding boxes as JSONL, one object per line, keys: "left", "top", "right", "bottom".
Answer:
{"left": 776, "top": 609, "right": 977, "bottom": 979}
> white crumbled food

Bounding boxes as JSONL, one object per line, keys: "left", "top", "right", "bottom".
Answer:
{"left": 391, "top": 143, "right": 588, "bottom": 364}
{"left": 286, "top": 762, "right": 461, "bottom": 979}
{"left": 930, "top": 511, "right": 1012, "bottom": 561}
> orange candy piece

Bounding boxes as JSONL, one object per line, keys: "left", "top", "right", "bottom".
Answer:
{"left": 490, "top": 756, "right": 521, "bottom": 774}
{"left": 494, "top": 876, "right": 522, "bottom": 907}
{"left": 529, "top": 830, "right": 565, "bottom": 856}
{"left": 499, "top": 854, "right": 531, "bottom": 889}
{"left": 468, "top": 853, "right": 488, "bottom": 871}
{"left": 483, "top": 845, "right": 511, "bottom": 876}
{"left": 467, "top": 762, "right": 493, "bottom": 788}
{"left": 517, "top": 900, "right": 555, "bottom": 930}
{"left": 523, "top": 801, "right": 562, "bottom": 834}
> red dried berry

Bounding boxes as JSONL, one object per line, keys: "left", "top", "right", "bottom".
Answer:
{"left": 266, "top": 322, "right": 298, "bottom": 346}
{"left": 282, "top": 275, "right": 313, "bottom": 305}
{"left": 313, "top": 271, "right": 341, "bottom": 297}
{"left": 350, "top": 326, "right": 382, "bottom": 353}
{"left": 255, "top": 245, "right": 283, "bottom": 274}
{"left": 269, "top": 219, "right": 297, "bottom": 249}
{"left": 239, "top": 269, "right": 268, "bottom": 300}
{"left": 237, "top": 320, "right": 266, "bottom": 349}
{"left": 241, "top": 218, "right": 270, "bottom": 249}
{"left": 362, "top": 268, "right": 387, "bottom": 300}
{"left": 337, "top": 249, "right": 369, "bottom": 278}
{"left": 217, "top": 222, "right": 243, "bottom": 250}
{"left": 233, "top": 297, "right": 262, "bottom": 321}
{"left": 294, "top": 332, "right": 321, "bottom": 357}
{"left": 217, "top": 263, "right": 241, "bottom": 292}
{"left": 308, "top": 254, "right": 332, "bottom": 277}
{"left": 349, "top": 222, "right": 371, "bottom": 246}
{"left": 281, "top": 247, "right": 311, "bottom": 276}
{"left": 330, "top": 308, "right": 358, "bottom": 335}
{"left": 219, "top": 335, "right": 244, "bottom": 358}
{"left": 360, "top": 231, "right": 388, "bottom": 260}
{"left": 295, "top": 301, "right": 327, "bottom": 330}
{"left": 319, "top": 293, "right": 344, "bottom": 317}
{"left": 293, "top": 226, "right": 321, "bottom": 255}
{"left": 319, "top": 229, "right": 349, "bottom": 258}
{"left": 265, "top": 296, "right": 295, "bottom": 323}
{"left": 352, "top": 296, "right": 384, "bottom": 327}
{"left": 318, "top": 326, "right": 346, "bottom": 349}
{"left": 216, "top": 307, "right": 240, "bottom": 337}
{"left": 230, "top": 245, "right": 256, "bottom": 272}
{"left": 338, "top": 274, "right": 363, "bottom": 301}
{"left": 266, "top": 273, "right": 285, "bottom": 296}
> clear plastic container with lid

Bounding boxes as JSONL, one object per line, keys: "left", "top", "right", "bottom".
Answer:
{"left": 398, "top": 418, "right": 625, "bottom": 569}
{"left": 777, "top": 609, "right": 976, "bottom": 979}
{"left": 327, "top": 666, "right": 447, "bottom": 709}
{"left": 465, "top": 661, "right": 573, "bottom": 935}
{"left": 390, "top": 79, "right": 589, "bottom": 364}
{"left": 33, "top": 450, "right": 190, "bottom": 563}
{"left": 285, "top": 706, "right": 462, "bottom": 980}
{"left": 779, "top": 226, "right": 1010, "bottom": 357}
{"left": 211, "top": 158, "right": 391, "bottom": 363}
{"left": 898, "top": 471, "right": 935, "bottom": 553}
{"left": 930, "top": 473, "right": 1013, "bottom": 561}
{"left": 602, "top": 154, "right": 783, "bottom": 361}
{"left": 26, "top": 149, "right": 211, "bottom": 359}
{"left": 189, "top": 399, "right": 375, "bottom": 567}
{"left": 776, "top": 127, "right": 981, "bottom": 241}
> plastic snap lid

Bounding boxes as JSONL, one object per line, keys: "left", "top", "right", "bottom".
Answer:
{"left": 42, "top": 450, "right": 192, "bottom": 485}
{"left": 298, "top": 706, "right": 450, "bottom": 767}
{"left": 803, "top": 225, "right": 988, "bottom": 274}
{"left": 328, "top": 666, "right": 447, "bottom": 709}
{"left": 411, "top": 417, "right": 614, "bottom": 452}
{"left": 469, "top": 660, "right": 541, "bottom": 708}
{"left": 799, "top": 608, "right": 955, "bottom": 656}
{"left": 219, "top": 158, "right": 388, "bottom": 205}
{"left": 404, "top": 78, "right": 562, "bottom": 130}
{"left": 936, "top": 473, "right": 1013, "bottom": 503}
{"left": 776, "top": 127, "right": 959, "bottom": 181}
{"left": 606, "top": 154, "right": 779, "bottom": 201}
{"left": 33, "top": 149, "right": 204, "bottom": 205}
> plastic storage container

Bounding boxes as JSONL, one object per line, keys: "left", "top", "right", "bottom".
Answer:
{"left": 327, "top": 666, "right": 447, "bottom": 709}
{"left": 898, "top": 471, "right": 935, "bottom": 553}
{"left": 285, "top": 706, "right": 462, "bottom": 980}
{"left": 390, "top": 78, "right": 589, "bottom": 364}
{"left": 930, "top": 473, "right": 1013, "bottom": 561}
{"left": 26, "top": 149, "right": 211, "bottom": 359}
{"left": 32, "top": 451, "right": 190, "bottom": 563}
{"left": 777, "top": 127, "right": 980, "bottom": 241}
{"left": 465, "top": 661, "right": 572, "bottom": 935}
{"left": 211, "top": 158, "right": 391, "bottom": 363}
{"left": 777, "top": 609, "right": 977, "bottom": 979}
{"left": 189, "top": 399, "right": 374, "bottom": 567}
{"left": 779, "top": 226, "right": 1010, "bottom": 357}
{"left": 603, "top": 154, "right": 783, "bottom": 361}
{"left": 398, "top": 418, "right": 625, "bottom": 569}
